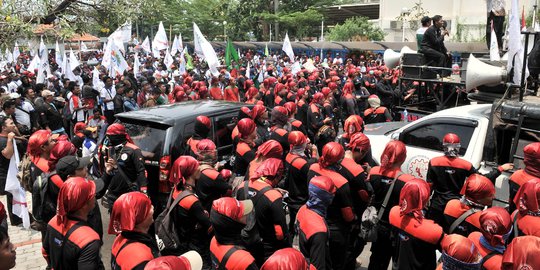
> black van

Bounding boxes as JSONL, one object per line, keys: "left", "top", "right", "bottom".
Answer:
{"left": 115, "top": 100, "right": 252, "bottom": 191}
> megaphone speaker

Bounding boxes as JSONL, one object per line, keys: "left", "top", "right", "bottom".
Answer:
{"left": 383, "top": 49, "right": 401, "bottom": 69}
{"left": 465, "top": 54, "right": 507, "bottom": 91}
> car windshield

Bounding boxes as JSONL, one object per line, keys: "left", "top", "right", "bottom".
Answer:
{"left": 121, "top": 121, "right": 168, "bottom": 161}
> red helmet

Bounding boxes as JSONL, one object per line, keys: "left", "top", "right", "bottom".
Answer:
{"left": 443, "top": 133, "right": 460, "bottom": 145}
{"left": 288, "top": 131, "right": 307, "bottom": 147}
{"left": 319, "top": 142, "right": 345, "bottom": 168}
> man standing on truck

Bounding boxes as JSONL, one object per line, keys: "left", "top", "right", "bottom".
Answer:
{"left": 101, "top": 123, "right": 148, "bottom": 209}
{"left": 425, "top": 133, "right": 513, "bottom": 229}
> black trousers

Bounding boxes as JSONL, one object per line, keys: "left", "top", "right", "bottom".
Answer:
{"left": 288, "top": 204, "right": 301, "bottom": 243}
{"left": 422, "top": 47, "right": 447, "bottom": 68}
{"left": 328, "top": 223, "right": 350, "bottom": 270}
{"left": 368, "top": 223, "right": 398, "bottom": 270}
{"left": 486, "top": 13, "right": 505, "bottom": 50}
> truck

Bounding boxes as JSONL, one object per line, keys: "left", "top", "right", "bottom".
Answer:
{"left": 364, "top": 97, "right": 540, "bottom": 206}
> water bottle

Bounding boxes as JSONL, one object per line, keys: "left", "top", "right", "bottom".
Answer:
{"left": 403, "top": 109, "right": 409, "bottom": 122}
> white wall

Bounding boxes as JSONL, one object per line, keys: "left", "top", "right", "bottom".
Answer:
{"left": 378, "top": 0, "right": 534, "bottom": 43}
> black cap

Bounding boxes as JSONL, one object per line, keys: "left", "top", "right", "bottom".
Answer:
{"left": 56, "top": 156, "right": 104, "bottom": 194}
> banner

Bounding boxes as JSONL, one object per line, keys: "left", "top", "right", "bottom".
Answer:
{"left": 110, "top": 41, "right": 129, "bottom": 75}
{"left": 193, "top": 22, "right": 220, "bottom": 76}
{"left": 5, "top": 138, "right": 30, "bottom": 229}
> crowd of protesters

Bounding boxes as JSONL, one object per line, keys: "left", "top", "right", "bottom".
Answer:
{"left": 0, "top": 43, "right": 539, "bottom": 270}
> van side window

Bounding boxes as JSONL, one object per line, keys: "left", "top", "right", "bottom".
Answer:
{"left": 401, "top": 123, "right": 475, "bottom": 155}
{"left": 214, "top": 114, "right": 236, "bottom": 149}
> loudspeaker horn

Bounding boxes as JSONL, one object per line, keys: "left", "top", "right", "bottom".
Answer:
{"left": 465, "top": 54, "right": 507, "bottom": 91}
{"left": 400, "top": 46, "right": 416, "bottom": 55}
{"left": 383, "top": 49, "right": 401, "bottom": 69}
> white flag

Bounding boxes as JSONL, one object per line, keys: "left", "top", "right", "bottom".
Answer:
{"left": 5, "top": 48, "right": 12, "bottom": 63}
{"left": 64, "top": 57, "right": 77, "bottom": 82}
{"left": 80, "top": 41, "right": 88, "bottom": 51}
{"left": 110, "top": 41, "right": 129, "bottom": 75}
{"left": 5, "top": 138, "right": 30, "bottom": 229}
{"left": 178, "top": 33, "right": 184, "bottom": 53}
{"left": 489, "top": 23, "right": 500, "bottom": 61}
{"left": 193, "top": 22, "right": 220, "bottom": 76}
{"left": 246, "top": 61, "right": 251, "bottom": 79}
{"left": 36, "top": 37, "right": 50, "bottom": 84}
{"left": 258, "top": 66, "right": 264, "bottom": 83}
{"left": 178, "top": 48, "right": 186, "bottom": 74}
{"left": 27, "top": 54, "right": 40, "bottom": 72}
{"left": 152, "top": 22, "right": 169, "bottom": 51}
{"left": 12, "top": 42, "right": 20, "bottom": 63}
{"left": 55, "top": 40, "right": 63, "bottom": 67}
{"left": 164, "top": 48, "right": 174, "bottom": 68}
{"left": 133, "top": 53, "right": 141, "bottom": 76}
{"left": 141, "top": 36, "right": 151, "bottom": 54}
{"left": 109, "top": 22, "right": 132, "bottom": 52}
{"left": 171, "top": 35, "right": 180, "bottom": 56}
{"left": 282, "top": 33, "right": 295, "bottom": 61}
{"left": 507, "top": 0, "right": 528, "bottom": 85}
{"left": 69, "top": 49, "right": 80, "bottom": 71}
{"left": 101, "top": 41, "right": 112, "bottom": 68}
{"left": 60, "top": 51, "right": 67, "bottom": 75}
{"left": 92, "top": 67, "right": 102, "bottom": 89}
{"left": 28, "top": 41, "right": 35, "bottom": 57}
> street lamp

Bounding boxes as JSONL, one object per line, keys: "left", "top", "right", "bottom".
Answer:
{"left": 401, "top": 7, "right": 410, "bottom": 42}
{"left": 223, "top": 21, "right": 227, "bottom": 41}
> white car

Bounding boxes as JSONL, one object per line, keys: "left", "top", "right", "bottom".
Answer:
{"left": 364, "top": 104, "right": 513, "bottom": 205}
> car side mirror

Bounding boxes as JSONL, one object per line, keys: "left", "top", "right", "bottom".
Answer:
{"left": 391, "top": 132, "right": 400, "bottom": 141}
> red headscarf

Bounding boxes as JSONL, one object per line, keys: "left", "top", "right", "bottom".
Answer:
{"left": 524, "top": 142, "right": 540, "bottom": 177}
{"left": 56, "top": 177, "right": 96, "bottom": 227}
{"left": 283, "top": 102, "right": 296, "bottom": 115}
{"left": 380, "top": 141, "right": 407, "bottom": 173}
{"left": 288, "top": 131, "right": 307, "bottom": 148}
{"left": 109, "top": 191, "right": 153, "bottom": 234}
{"left": 441, "top": 234, "right": 480, "bottom": 264}
{"left": 321, "top": 87, "right": 331, "bottom": 98}
{"left": 342, "top": 82, "right": 354, "bottom": 97}
{"left": 513, "top": 179, "right": 540, "bottom": 216}
{"left": 48, "top": 141, "right": 77, "bottom": 170}
{"left": 319, "top": 142, "right": 345, "bottom": 168}
{"left": 106, "top": 123, "right": 133, "bottom": 143}
{"left": 169, "top": 156, "right": 200, "bottom": 185}
{"left": 256, "top": 140, "right": 283, "bottom": 159}
{"left": 0, "top": 201, "right": 6, "bottom": 225}
{"left": 260, "top": 248, "right": 308, "bottom": 270}
{"left": 502, "top": 236, "right": 540, "bottom": 270}
{"left": 144, "top": 251, "right": 202, "bottom": 270}
{"left": 296, "top": 88, "right": 306, "bottom": 100}
{"left": 237, "top": 118, "right": 256, "bottom": 139}
{"left": 343, "top": 115, "right": 363, "bottom": 138}
{"left": 254, "top": 158, "right": 284, "bottom": 185}
{"left": 479, "top": 206, "right": 512, "bottom": 247}
{"left": 246, "top": 87, "right": 259, "bottom": 101}
{"left": 460, "top": 174, "right": 495, "bottom": 205}
{"left": 73, "top": 122, "right": 87, "bottom": 135}
{"left": 311, "top": 92, "right": 324, "bottom": 105}
{"left": 399, "top": 179, "right": 430, "bottom": 223}
{"left": 27, "top": 129, "right": 52, "bottom": 158}
{"left": 212, "top": 197, "right": 253, "bottom": 223}
{"left": 348, "top": 132, "right": 371, "bottom": 153}
{"left": 251, "top": 105, "right": 266, "bottom": 121}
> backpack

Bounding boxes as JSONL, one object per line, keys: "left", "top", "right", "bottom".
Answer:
{"left": 155, "top": 190, "right": 192, "bottom": 254}
{"left": 17, "top": 153, "right": 33, "bottom": 191}
{"left": 240, "top": 180, "right": 271, "bottom": 248}
{"left": 31, "top": 171, "right": 54, "bottom": 222}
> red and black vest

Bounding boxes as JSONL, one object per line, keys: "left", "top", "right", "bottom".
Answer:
{"left": 210, "top": 237, "right": 258, "bottom": 270}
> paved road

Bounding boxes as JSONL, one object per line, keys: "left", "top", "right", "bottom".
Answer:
{"left": 2, "top": 194, "right": 375, "bottom": 270}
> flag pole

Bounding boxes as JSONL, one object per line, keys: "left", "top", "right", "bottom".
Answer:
{"left": 169, "top": 24, "right": 173, "bottom": 46}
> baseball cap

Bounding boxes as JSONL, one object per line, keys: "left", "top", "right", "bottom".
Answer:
{"left": 9, "top": 93, "right": 21, "bottom": 99}
{"left": 41, "top": 90, "right": 54, "bottom": 97}
{"left": 56, "top": 156, "right": 104, "bottom": 193}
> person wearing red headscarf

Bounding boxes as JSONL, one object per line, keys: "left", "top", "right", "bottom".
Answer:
{"left": 306, "top": 92, "right": 332, "bottom": 142}
{"left": 43, "top": 177, "right": 104, "bottom": 270}
{"left": 100, "top": 123, "right": 148, "bottom": 206}
{"left": 224, "top": 78, "right": 240, "bottom": 102}
{"left": 511, "top": 179, "right": 540, "bottom": 238}
{"left": 340, "top": 82, "right": 357, "bottom": 121}
{"left": 246, "top": 140, "right": 283, "bottom": 181}
{"left": 245, "top": 86, "right": 260, "bottom": 104}
{"left": 508, "top": 142, "right": 540, "bottom": 213}
{"left": 502, "top": 236, "right": 540, "bottom": 270}
{"left": 27, "top": 129, "right": 58, "bottom": 180}
{"left": 250, "top": 104, "right": 270, "bottom": 145}
{"left": 186, "top": 115, "right": 212, "bottom": 158}
{"left": 284, "top": 102, "right": 307, "bottom": 135}
{"left": 167, "top": 156, "right": 212, "bottom": 267}
{"left": 443, "top": 174, "right": 495, "bottom": 235}
{"left": 236, "top": 158, "right": 290, "bottom": 266}
{"left": 261, "top": 248, "right": 308, "bottom": 270}
{"left": 346, "top": 131, "right": 377, "bottom": 169}
{"left": 338, "top": 114, "right": 364, "bottom": 147}
{"left": 389, "top": 179, "right": 444, "bottom": 270}
{"left": 468, "top": 207, "right": 512, "bottom": 270}
{"left": 296, "top": 175, "right": 336, "bottom": 270}
{"left": 209, "top": 197, "right": 258, "bottom": 270}
{"left": 210, "top": 77, "right": 224, "bottom": 100}
{"left": 145, "top": 251, "right": 203, "bottom": 270}
{"left": 436, "top": 234, "right": 481, "bottom": 270}
{"left": 234, "top": 118, "right": 258, "bottom": 177}
{"left": 308, "top": 142, "right": 354, "bottom": 270}
{"left": 269, "top": 106, "right": 290, "bottom": 154}
{"left": 367, "top": 140, "right": 415, "bottom": 270}
{"left": 295, "top": 88, "right": 309, "bottom": 126}
{"left": 195, "top": 139, "right": 232, "bottom": 212}
{"left": 426, "top": 133, "right": 513, "bottom": 230}
{"left": 109, "top": 192, "right": 157, "bottom": 270}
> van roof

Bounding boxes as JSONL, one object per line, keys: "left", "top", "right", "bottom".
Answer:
{"left": 422, "top": 104, "right": 492, "bottom": 121}
{"left": 115, "top": 100, "right": 249, "bottom": 126}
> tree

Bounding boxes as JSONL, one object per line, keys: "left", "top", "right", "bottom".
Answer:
{"left": 326, "top": 16, "right": 385, "bottom": 41}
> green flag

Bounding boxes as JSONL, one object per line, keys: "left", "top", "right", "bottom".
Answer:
{"left": 265, "top": 43, "right": 269, "bottom": 56}
{"left": 225, "top": 39, "right": 239, "bottom": 70}
{"left": 185, "top": 50, "right": 194, "bottom": 70}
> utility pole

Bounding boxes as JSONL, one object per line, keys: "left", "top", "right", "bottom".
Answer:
{"left": 274, "top": 0, "right": 279, "bottom": 40}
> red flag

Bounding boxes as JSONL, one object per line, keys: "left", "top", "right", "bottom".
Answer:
{"left": 522, "top": 6, "right": 526, "bottom": 30}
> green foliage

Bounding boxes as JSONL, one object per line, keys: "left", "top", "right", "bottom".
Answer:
{"left": 326, "top": 16, "right": 385, "bottom": 41}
